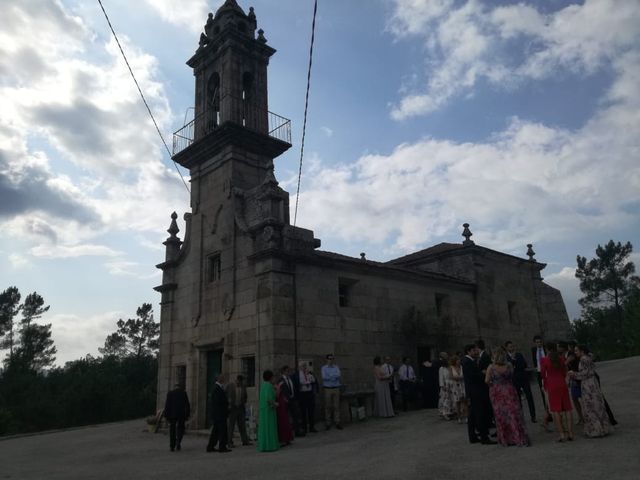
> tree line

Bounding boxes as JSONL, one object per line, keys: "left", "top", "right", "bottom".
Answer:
{"left": 572, "top": 240, "right": 640, "bottom": 360}
{"left": 0, "top": 293, "right": 159, "bottom": 436}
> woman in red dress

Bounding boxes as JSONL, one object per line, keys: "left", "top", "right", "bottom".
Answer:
{"left": 540, "top": 343, "right": 574, "bottom": 442}
{"left": 275, "top": 375, "right": 294, "bottom": 446}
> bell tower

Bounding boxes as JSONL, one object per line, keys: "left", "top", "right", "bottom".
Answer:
{"left": 172, "top": 0, "right": 291, "bottom": 177}
{"left": 156, "top": 0, "right": 314, "bottom": 428}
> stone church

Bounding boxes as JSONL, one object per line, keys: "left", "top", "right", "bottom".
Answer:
{"left": 155, "top": 0, "right": 570, "bottom": 428}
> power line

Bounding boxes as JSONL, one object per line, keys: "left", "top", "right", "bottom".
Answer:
{"left": 293, "top": 0, "right": 318, "bottom": 227}
{"left": 96, "top": 0, "right": 190, "bottom": 194}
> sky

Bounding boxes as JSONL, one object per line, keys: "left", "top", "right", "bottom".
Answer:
{"left": 1, "top": 0, "right": 639, "bottom": 365}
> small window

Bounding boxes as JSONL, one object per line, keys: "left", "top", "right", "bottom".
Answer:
{"left": 175, "top": 365, "right": 186, "bottom": 387}
{"left": 507, "top": 301, "right": 518, "bottom": 324}
{"left": 338, "top": 277, "right": 357, "bottom": 307}
{"left": 435, "top": 293, "right": 449, "bottom": 318}
{"left": 338, "top": 283, "right": 349, "bottom": 307}
{"left": 241, "top": 356, "right": 256, "bottom": 387}
{"left": 207, "top": 254, "right": 221, "bottom": 282}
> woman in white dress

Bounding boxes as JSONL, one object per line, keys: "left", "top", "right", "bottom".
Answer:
{"left": 373, "top": 356, "right": 395, "bottom": 417}
{"left": 438, "top": 352, "right": 450, "bottom": 418}
{"left": 446, "top": 355, "right": 467, "bottom": 422}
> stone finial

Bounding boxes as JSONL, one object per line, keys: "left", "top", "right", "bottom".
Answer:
{"left": 262, "top": 160, "right": 278, "bottom": 186}
{"left": 526, "top": 243, "right": 536, "bottom": 261}
{"left": 360, "top": 252, "right": 366, "bottom": 261}
{"left": 257, "top": 29, "right": 267, "bottom": 43}
{"left": 248, "top": 6, "right": 256, "bottom": 20}
{"left": 164, "top": 212, "right": 182, "bottom": 262}
{"left": 168, "top": 212, "right": 180, "bottom": 237}
{"left": 462, "top": 223, "right": 474, "bottom": 246}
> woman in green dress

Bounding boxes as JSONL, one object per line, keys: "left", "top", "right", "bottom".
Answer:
{"left": 257, "top": 370, "right": 280, "bottom": 452}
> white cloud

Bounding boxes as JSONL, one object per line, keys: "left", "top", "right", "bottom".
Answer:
{"left": 143, "top": 0, "right": 221, "bottom": 33}
{"left": 135, "top": 234, "right": 165, "bottom": 252}
{"left": 0, "top": 0, "right": 189, "bottom": 264}
{"left": 8, "top": 253, "right": 31, "bottom": 269}
{"left": 321, "top": 126, "right": 334, "bottom": 138}
{"left": 30, "top": 244, "right": 121, "bottom": 259}
{"left": 296, "top": 53, "right": 640, "bottom": 256}
{"left": 49, "top": 311, "right": 123, "bottom": 365}
{"left": 387, "top": 0, "right": 454, "bottom": 37}
{"left": 545, "top": 266, "right": 581, "bottom": 320}
{"left": 388, "top": 0, "right": 640, "bottom": 119}
{"left": 105, "top": 259, "right": 161, "bottom": 279}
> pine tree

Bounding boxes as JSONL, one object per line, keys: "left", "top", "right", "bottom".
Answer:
{"left": 99, "top": 303, "right": 159, "bottom": 359}
{"left": 0, "top": 286, "right": 22, "bottom": 360}
{"left": 98, "top": 332, "right": 127, "bottom": 357}
{"left": 576, "top": 240, "right": 639, "bottom": 327}
{"left": 15, "top": 292, "right": 56, "bottom": 370}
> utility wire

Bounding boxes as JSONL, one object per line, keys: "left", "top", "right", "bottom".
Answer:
{"left": 96, "top": 0, "right": 190, "bottom": 194}
{"left": 293, "top": 0, "right": 318, "bottom": 227}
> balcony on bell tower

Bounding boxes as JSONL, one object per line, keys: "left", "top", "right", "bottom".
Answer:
{"left": 172, "top": 0, "right": 291, "bottom": 169}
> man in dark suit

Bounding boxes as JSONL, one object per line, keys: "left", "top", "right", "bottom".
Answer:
{"left": 505, "top": 340, "right": 536, "bottom": 422}
{"left": 279, "top": 365, "right": 304, "bottom": 436}
{"left": 206, "top": 373, "right": 231, "bottom": 453}
{"left": 475, "top": 339, "right": 495, "bottom": 428}
{"left": 164, "top": 383, "right": 190, "bottom": 452}
{"left": 461, "top": 344, "right": 495, "bottom": 445}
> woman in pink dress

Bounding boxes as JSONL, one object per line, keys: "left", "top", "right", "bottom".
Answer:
{"left": 485, "top": 348, "right": 530, "bottom": 446}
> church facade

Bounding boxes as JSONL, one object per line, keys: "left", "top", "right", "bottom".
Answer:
{"left": 155, "top": 0, "right": 570, "bottom": 429}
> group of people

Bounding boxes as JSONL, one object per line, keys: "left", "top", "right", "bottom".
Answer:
{"left": 163, "top": 337, "right": 616, "bottom": 453}
{"left": 454, "top": 336, "right": 616, "bottom": 447}
{"left": 533, "top": 337, "right": 616, "bottom": 441}
{"left": 256, "top": 361, "right": 322, "bottom": 452}
{"left": 163, "top": 374, "right": 252, "bottom": 453}
{"left": 163, "top": 355, "right": 345, "bottom": 454}
{"left": 372, "top": 356, "right": 418, "bottom": 418}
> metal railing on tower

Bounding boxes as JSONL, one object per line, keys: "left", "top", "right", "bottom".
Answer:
{"left": 172, "top": 94, "right": 291, "bottom": 156}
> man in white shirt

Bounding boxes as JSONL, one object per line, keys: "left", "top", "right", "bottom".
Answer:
{"left": 531, "top": 335, "right": 552, "bottom": 423}
{"left": 398, "top": 357, "right": 417, "bottom": 411}
{"left": 297, "top": 362, "right": 318, "bottom": 433}
{"left": 321, "top": 354, "right": 342, "bottom": 430}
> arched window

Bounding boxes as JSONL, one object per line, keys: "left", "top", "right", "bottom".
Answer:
{"left": 242, "top": 72, "right": 253, "bottom": 101}
{"left": 242, "top": 72, "right": 254, "bottom": 127}
{"left": 206, "top": 72, "right": 220, "bottom": 132}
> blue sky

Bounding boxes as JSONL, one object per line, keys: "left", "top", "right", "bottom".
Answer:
{"left": 1, "top": 0, "right": 639, "bottom": 364}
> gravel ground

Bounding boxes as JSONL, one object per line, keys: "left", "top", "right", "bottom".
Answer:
{"left": 2, "top": 356, "right": 638, "bottom": 480}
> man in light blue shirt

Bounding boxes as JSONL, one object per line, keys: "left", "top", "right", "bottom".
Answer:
{"left": 321, "top": 354, "right": 342, "bottom": 430}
